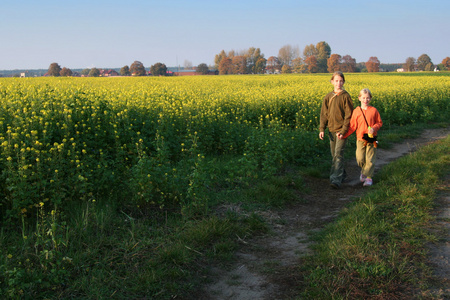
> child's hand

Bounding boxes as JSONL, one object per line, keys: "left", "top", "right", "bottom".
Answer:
{"left": 368, "top": 127, "right": 374, "bottom": 134}
{"left": 319, "top": 132, "right": 324, "bottom": 140}
{"left": 336, "top": 133, "right": 344, "bottom": 140}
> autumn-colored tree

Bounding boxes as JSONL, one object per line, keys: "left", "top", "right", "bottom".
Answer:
{"left": 266, "top": 56, "right": 281, "bottom": 74}
{"left": 130, "top": 61, "right": 146, "bottom": 76}
{"left": 196, "top": 63, "right": 209, "bottom": 75}
{"left": 278, "top": 44, "right": 299, "bottom": 67}
{"left": 303, "top": 44, "right": 317, "bottom": 58}
{"left": 281, "top": 65, "right": 292, "bottom": 74}
{"left": 291, "top": 57, "right": 305, "bottom": 73}
{"left": 218, "top": 57, "right": 232, "bottom": 75}
{"left": 214, "top": 50, "right": 227, "bottom": 70}
{"left": 120, "top": 65, "right": 130, "bottom": 76}
{"left": 47, "top": 62, "right": 61, "bottom": 76}
{"left": 341, "top": 55, "right": 356, "bottom": 73}
{"left": 365, "top": 56, "right": 380, "bottom": 72}
{"left": 305, "top": 56, "right": 318, "bottom": 73}
{"left": 327, "top": 54, "right": 342, "bottom": 73}
{"left": 150, "top": 63, "right": 167, "bottom": 76}
{"left": 227, "top": 50, "right": 236, "bottom": 59}
{"left": 403, "top": 57, "right": 416, "bottom": 72}
{"left": 441, "top": 57, "right": 450, "bottom": 70}
{"left": 416, "top": 54, "right": 433, "bottom": 71}
{"left": 88, "top": 67, "right": 100, "bottom": 77}
{"left": 231, "top": 56, "right": 247, "bottom": 74}
{"left": 254, "top": 57, "right": 266, "bottom": 74}
{"left": 60, "top": 67, "right": 72, "bottom": 77}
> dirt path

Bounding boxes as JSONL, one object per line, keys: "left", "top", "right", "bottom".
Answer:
{"left": 200, "top": 127, "right": 450, "bottom": 300}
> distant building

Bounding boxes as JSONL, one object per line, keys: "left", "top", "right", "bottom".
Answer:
{"left": 396, "top": 68, "right": 404, "bottom": 72}
{"left": 100, "top": 69, "right": 119, "bottom": 77}
{"left": 173, "top": 69, "right": 218, "bottom": 76}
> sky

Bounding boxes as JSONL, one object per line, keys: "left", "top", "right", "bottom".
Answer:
{"left": 1, "top": 0, "right": 449, "bottom": 70}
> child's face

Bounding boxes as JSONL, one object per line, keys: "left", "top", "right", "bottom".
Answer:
{"left": 359, "top": 92, "right": 371, "bottom": 106}
{"left": 331, "top": 75, "right": 344, "bottom": 91}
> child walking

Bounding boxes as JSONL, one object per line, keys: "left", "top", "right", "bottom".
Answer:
{"left": 341, "top": 88, "right": 382, "bottom": 186}
{"left": 319, "top": 71, "right": 354, "bottom": 189}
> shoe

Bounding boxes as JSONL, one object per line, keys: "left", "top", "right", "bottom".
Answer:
{"left": 363, "top": 178, "right": 373, "bottom": 187}
{"left": 330, "top": 182, "right": 340, "bottom": 189}
{"left": 360, "top": 173, "right": 367, "bottom": 182}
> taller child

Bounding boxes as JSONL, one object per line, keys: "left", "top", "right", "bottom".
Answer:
{"left": 319, "top": 71, "right": 354, "bottom": 189}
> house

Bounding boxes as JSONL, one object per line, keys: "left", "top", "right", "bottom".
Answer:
{"left": 100, "top": 69, "right": 119, "bottom": 77}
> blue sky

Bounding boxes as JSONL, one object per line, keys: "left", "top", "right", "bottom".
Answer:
{"left": 1, "top": 0, "right": 448, "bottom": 70}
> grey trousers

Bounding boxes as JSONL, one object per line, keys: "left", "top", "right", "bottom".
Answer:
{"left": 329, "top": 131, "right": 347, "bottom": 186}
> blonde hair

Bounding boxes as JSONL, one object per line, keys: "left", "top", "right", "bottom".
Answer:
{"left": 359, "top": 88, "right": 372, "bottom": 98}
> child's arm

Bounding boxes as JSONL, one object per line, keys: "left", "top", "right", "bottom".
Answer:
{"left": 341, "top": 112, "right": 358, "bottom": 139}
{"left": 371, "top": 109, "right": 383, "bottom": 134}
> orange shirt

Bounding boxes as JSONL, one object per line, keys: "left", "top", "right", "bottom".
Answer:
{"left": 343, "top": 106, "right": 382, "bottom": 141}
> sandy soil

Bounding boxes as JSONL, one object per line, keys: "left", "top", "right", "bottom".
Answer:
{"left": 199, "top": 127, "right": 450, "bottom": 300}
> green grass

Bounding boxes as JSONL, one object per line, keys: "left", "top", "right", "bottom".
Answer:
{"left": 298, "top": 134, "right": 450, "bottom": 299}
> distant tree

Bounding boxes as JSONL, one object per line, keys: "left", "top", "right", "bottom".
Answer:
{"left": 266, "top": 56, "right": 281, "bottom": 74}
{"left": 303, "top": 44, "right": 317, "bottom": 58}
{"left": 88, "top": 68, "right": 100, "bottom": 77}
{"left": 441, "top": 57, "right": 450, "bottom": 70}
{"left": 60, "top": 67, "right": 72, "bottom": 77}
{"left": 218, "top": 57, "right": 232, "bottom": 75}
{"left": 365, "top": 56, "right": 380, "bottom": 72}
{"left": 196, "top": 63, "right": 209, "bottom": 75}
{"left": 150, "top": 63, "right": 167, "bottom": 76}
{"left": 81, "top": 68, "right": 90, "bottom": 76}
{"left": 120, "top": 65, "right": 130, "bottom": 76}
{"left": 281, "top": 65, "right": 292, "bottom": 74}
{"left": 48, "top": 62, "right": 61, "bottom": 76}
{"left": 316, "top": 41, "right": 331, "bottom": 73}
{"left": 245, "top": 47, "right": 264, "bottom": 74}
{"left": 305, "top": 56, "right": 318, "bottom": 73}
{"left": 130, "top": 61, "right": 146, "bottom": 76}
{"left": 278, "top": 44, "right": 299, "bottom": 67}
{"left": 327, "top": 54, "right": 342, "bottom": 73}
{"left": 231, "top": 56, "right": 247, "bottom": 74}
{"left": 254, "top": 57, "right": 266, "bottom": 74}
{"left": 403, "top": 57, "right": 416, "bottom": 72}
{"left": 214, "top": 50, "right": 227, "bottom": 69}
{"left": 416, "top": 54, "right": 433, "bottom": 71}
{"left": 184, "top": 60, "right": 193, "bottom": 70}
{"left": 291, "top": 57, "right": 305, "bottom": 73}
{"left": 341, "top": 55, "right": 356, "bottom": 73}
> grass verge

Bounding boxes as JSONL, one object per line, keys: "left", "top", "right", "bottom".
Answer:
{"left": 298, "top": 134, "right": 450, "bottom": 299}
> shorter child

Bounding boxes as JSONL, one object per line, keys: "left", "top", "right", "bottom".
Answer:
{"left": 339, "top": 88, "right": 382, "bottom": 186}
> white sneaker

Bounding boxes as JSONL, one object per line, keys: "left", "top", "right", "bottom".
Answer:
{"left": 360, "top": 173, "right": 367, "bottom": 182}
{"left": 363, "top": 178, "right": 373, "bottom": 187}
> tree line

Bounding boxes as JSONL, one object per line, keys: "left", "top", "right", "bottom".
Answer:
{"left": 44, "top": 41, "right": 450, "bottom": 77}
{"left": 213, "top": 42, "right": 449, "bottom": 75}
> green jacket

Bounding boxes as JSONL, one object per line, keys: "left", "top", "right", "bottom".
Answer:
{"left": 319, "top": 90, "right": 354, "bottom": 135}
